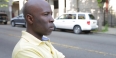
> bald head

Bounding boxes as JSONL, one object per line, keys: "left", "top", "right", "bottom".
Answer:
{"left": 23, "top": 0, "right": 50, "bottom": 18}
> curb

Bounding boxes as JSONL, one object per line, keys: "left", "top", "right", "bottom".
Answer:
{"left": 7, "top": 21, "right": 10, "bottom": 25}
{"left": 96, "top": 32, "right": 116, "bottom": 35}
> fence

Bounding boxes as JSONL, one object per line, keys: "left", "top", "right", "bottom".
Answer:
{"left": 105, "top": 7, "right": 116, "bottom": 27}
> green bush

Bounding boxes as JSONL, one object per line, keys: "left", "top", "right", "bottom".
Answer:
{"left": 102, "top": 21, "right": 108, "bottom": 32}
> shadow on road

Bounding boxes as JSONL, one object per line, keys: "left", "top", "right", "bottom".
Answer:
{"left": 0, "top": 23, "right": 7, "bottom": 25}
{"left": 53, "top": 29, "right": 95, "bottom": 35}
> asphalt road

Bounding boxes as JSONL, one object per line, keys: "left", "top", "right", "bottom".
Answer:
{"left": 0, "top": 24, "right": 116, "bottom": 58}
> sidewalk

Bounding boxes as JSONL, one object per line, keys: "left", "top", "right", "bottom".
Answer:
{"left": 97, "top": 27, "right": 116, "bottom": 35}
{"left": 8, "top": 21, "right": 10, "bottom": 25}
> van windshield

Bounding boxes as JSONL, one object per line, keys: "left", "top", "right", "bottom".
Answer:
{"left": 89, "top": 14, "right": 95, "bottom": 20}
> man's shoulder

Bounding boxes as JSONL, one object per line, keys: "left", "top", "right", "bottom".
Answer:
{"left": 13, "top": 39, "right": 33, "bottom": 50}
{"left": 12, "top": 39, "right": 36, "bottom": 55}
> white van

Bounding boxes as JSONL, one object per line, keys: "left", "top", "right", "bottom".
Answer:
{"left": 53, "top": 12, "right": 98, "bottom": 34}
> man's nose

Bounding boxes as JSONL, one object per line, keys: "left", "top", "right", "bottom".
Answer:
{"left": 49, "top": 15, "right": 54, "bottom": 23}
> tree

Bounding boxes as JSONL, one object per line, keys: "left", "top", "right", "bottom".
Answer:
{"left": 0, "top": 0, "right": 9, "bottom": 7}
{"left": 97, "top": 0, "right": 106, "bottom": 31}
{"left": 97, "top": 0, "right": 106, "bottom": 8}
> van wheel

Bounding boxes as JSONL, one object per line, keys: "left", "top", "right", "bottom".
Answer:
{"left": 4, "top": 22, "right": 7, "bottom": 25}
{"left": 11, "top": 21, "right": 15, "bottom": 27}
{"left": 73, "top": 26, "right": 81, "bottom": 34}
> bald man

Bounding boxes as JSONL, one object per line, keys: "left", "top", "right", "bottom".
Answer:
{"left": 12, "top": 0, "right": 65, "bottom": 58}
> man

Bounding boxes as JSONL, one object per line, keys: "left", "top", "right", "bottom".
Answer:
{"left": 12, "top": 0, "right": 65, "bottom": 58}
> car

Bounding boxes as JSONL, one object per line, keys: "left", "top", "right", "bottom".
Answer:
{"left": 53, "top": 12, "right": 98, "bottom": 34}
{"left": 0, "top": 12, "right": 8, "bottom": 24}
{"left": 11, "top": 14, "right": 26, "bottom": 27}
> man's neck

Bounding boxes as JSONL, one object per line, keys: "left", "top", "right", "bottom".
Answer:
{"left": 26, "top": 29, "right": 43, "bottom": 40}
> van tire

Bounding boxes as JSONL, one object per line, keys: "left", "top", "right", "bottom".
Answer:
{"left": 73, "top": 25, "right": 81, "bottom": 34}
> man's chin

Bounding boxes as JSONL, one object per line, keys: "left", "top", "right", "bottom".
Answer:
{"left": 44, "top": 32, "right": 52, "bottom": 36}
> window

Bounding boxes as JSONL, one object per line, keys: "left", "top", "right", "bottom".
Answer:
{"left": 78, "top": 14, "right": 85, "bottom": 19}
{"left": 58, "top": 14, "right": 76, "bottom": 19}
{"left": 19, "top": 16, "right": 22, "bottom": 17}
{"left": 58, "top": 14, "right": 68, "bottom": 19}
{"left": 66, "top": 14, "right": 76, "bottom": 19}
{"left": 89, "top": 14, "right": 95, "bottom": 20}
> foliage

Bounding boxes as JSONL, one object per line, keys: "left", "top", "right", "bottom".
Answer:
{"left": 102, "top": 21, "right": 109, "bottom": 32}
{"left": 0, "top": 0, "right": 9, "bottom": 7}
{"left": 5, "top": 0, "right": 9, "bottom": 2}
{"left": 97, "top": 0, "right": 106, "bottom": 8}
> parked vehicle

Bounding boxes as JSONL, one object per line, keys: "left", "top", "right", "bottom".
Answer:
{"left": 11, "top": 14, "right": 26, "bottom": 27}
{"left": 53, "top": 12, "right": 98, "bottom": 34}
{"left": 0, "top": 13, "right": 8, "bottom": 24}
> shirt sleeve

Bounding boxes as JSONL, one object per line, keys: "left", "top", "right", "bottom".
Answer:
{"left": 54, "top": 48, "right": 65, "bottom": 58}
{"left": 15, "top": 49, "right": 43, "bottom": 58}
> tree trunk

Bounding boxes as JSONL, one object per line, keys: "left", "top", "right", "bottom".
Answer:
{"left": 97, "top": 8, "right": 103, "bottom": 31}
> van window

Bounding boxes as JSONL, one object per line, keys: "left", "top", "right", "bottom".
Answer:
{"left": 58, "top": 14, "right": 68, "bottom": 19}
{"left": 58, "top": 14, "right": 76, "bottom": 19}
{"left": 89, "top": 14, "right": 95, "bottom": 20}
{"left": 67, "top": 14, "right": 76, "bottom": 19}
{"left": 19, "top": 16, "right": 22, "bottom": 17}
{"left": 78, "top": 14, "right": 85, "bottom": 19}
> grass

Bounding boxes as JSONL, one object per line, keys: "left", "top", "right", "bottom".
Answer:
{"left": 92, "top": 24, "right": 109, "bottom": 33}
{"left": 102, "top": 23, "right": 109, "bottom": 32}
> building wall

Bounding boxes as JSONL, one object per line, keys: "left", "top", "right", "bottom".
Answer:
{"left": 12, "top": 2, "right": 19, "bottom": 17}
{"left": 78, "top": 0, "right": 100, "bottom": 13}
{"left": 65, "top": 0, "right": 78, "bottom": 13}
{"left": 49, "top": 0, "right": 78, "bottom": 18}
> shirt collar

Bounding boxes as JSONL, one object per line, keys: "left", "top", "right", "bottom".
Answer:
{"left": 42, "top": 36, "right": 49, "bottom": 41}
{"left": 21, "top": 31, "right": 49, "bottom": 45}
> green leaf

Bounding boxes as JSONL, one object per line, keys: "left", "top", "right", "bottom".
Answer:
{"left": 5, "top": 0, "right": 9, "bottom": 2}
{"left": 97, "top": 0, "right": 102, "bottom": 3}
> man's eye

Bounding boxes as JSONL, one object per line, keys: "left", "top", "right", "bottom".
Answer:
{"left": 44, "top": 13, "right": 49, "bottom": 16}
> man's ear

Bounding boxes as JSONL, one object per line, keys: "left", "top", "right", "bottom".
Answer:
{"left": 26, "top": 14, "right": 33, "bottom": 24}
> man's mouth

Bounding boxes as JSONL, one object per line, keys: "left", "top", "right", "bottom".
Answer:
{"left": 50, "top": 27, "right": 54, "bottom": 30}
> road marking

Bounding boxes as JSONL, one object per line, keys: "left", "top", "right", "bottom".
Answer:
{"left": 2, "top": 32, "right": 116, "bottom": 57}
{"left": 52, "top": 42, "right": 116, "bottom": 57}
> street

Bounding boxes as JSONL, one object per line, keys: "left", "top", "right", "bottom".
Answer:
{"left": 0, "top": 24, "right": 116, "bottom": 58}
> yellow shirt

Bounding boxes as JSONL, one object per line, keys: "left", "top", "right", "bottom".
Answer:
{"left": 12, "top": 31, "right": 65, "bottom": 58}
